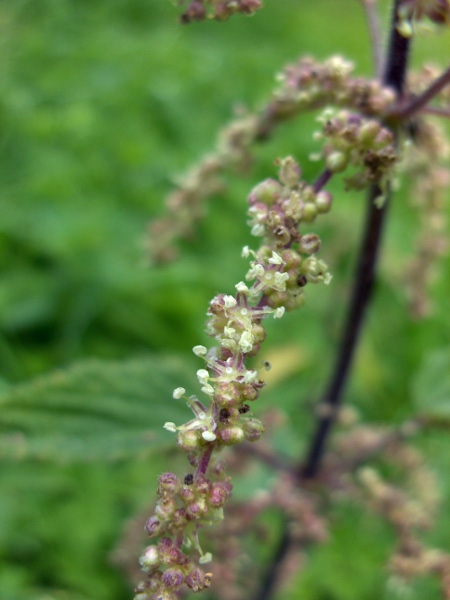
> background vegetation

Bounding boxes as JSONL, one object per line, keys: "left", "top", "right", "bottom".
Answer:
{"left": 0, "top": 0, "right": 449, "bottom": 598}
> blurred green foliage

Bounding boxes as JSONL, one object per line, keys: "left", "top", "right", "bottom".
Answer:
{"left": 0, "top": 0, "right": 449, "bottom": 599}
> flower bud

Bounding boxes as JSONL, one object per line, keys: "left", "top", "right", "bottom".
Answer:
{"left": 242, "top": 418, "right": 265, "bottom": 442}
{"left": 219, "top": 425, "right": 245, "bottom": 445}
{"left": 299, "top": 233, "right": 321, "bottom": 255}
{"left": 315, "top": 190, "right": 332, "bottom": 213}
{"left": 195, "top": 475, "right": 212, "bottom": 495}
{"left": 162, "top": 568, "right": 185, "bottom": 590}
{"left": 209, "top": 481, "right": 233, "bottom": 507}
{"left": 302, "top": 203, "right": 318, "bottom": 222}
{"left": 179, "top": 486, "right": 196, "bottom": 503}
{"left": 277, "top": 156, "right": 302, "bottom": 187}
{"left": 172, "top": 508, "right": 187, "bottom": 528}
{"left": 177, "top": 429, "right": 200, "bottom": 452}
{"left": 185, "top": 567, "right": 212, "bottom": 592}
{"left": 187, "top": 498, "right": 208, "bottom": 519}
{"left": 281, "top": 249, "right": 302, "bottom": 268}
{"left": 326, "top": 151, "right": 348, "bottom": 173}
{"left": 155, "top": 498, "right": 177, "bottom": 521}
{"left": 145, "top": 516, "right": 163, "bottom": 538}
{"left": 248, "top": 179, "right": 283, "bottom": 206}
{"left": 359, "top": 119, "right": 381, "bottom": 144}
{"left": 158, "top": 472, "right": 179, "bottom": 494}
{"left": 139, "top": 546, "right": 160, "bottom": 572}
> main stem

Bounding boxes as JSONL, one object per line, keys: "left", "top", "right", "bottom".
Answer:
{"left": 254, "top": 4, "right": 410, "bottom": 599}
{"left": 301, "top": 0, "right": 410, "bottom": 480}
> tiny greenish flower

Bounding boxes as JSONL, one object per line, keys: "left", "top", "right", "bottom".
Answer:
{"left": 273, "top": 307, "right": 285, "bottom": 318}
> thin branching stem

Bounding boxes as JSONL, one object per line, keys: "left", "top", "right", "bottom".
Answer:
{"left": 312, "top": 168, "right": 333, "bottom": 193}
{"left": 391, "top": 64, "right": 450, "bottom": 119}
{"left": 360, "top": 0, "right": 384, "bottom": 79}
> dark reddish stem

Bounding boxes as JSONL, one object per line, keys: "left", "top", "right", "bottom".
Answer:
{"left": 312, "top": 168, "right": 333, "bottom": 193}
{"left": 253, "top": 3, "right": 411, "bottom": 598}
{"left": 301, "top": 0, "right": 410, "bottom": 481}
{"left": 390, "top": 64, "right": 450, "bottom": 120}
{"left": 195, "top": 444, "right": 214, "bottom": 477}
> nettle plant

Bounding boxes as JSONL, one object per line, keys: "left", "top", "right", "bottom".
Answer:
{"left": 135, "top": 2, "right": 450, "bottom": 599}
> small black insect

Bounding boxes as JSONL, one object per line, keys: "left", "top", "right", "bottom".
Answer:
{"left": 297, "top": 274, "right": 308, "bottom": 287}
{"left": 238, "top": 404, "right": 250, "bottom": 414}
{"left": 220, "top": 408, "right": 230, "bottom": 422}
{"left": 184, "top": 473, "right": 194, "bottom": 485}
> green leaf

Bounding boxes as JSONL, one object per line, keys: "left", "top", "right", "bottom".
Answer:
{"left": 412, "top": 347, "right": 450, "bottom": 419}
{"left": 0, "top": 355, "right": 197, "bottom": 462}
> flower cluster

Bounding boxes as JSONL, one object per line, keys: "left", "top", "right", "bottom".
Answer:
{"left": 315, "top": 109, "right": 398, "bottom": 192}
{"left": 135, "top": 157, "right": 332, "bottom": 599}
{"left": 147, "top": 56, "right": 397, "bottom": 263}
{"left": 175, "top": 0, "right": 262, "bottom": 23}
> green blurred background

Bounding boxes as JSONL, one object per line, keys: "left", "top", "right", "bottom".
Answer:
{"left": 0, "top": 0, "right": 449, "bottom": 598}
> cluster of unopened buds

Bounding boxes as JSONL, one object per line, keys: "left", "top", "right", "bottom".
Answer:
{"left": 175, "top": 0, "right": 262, "bottom": 23}
{"left": 135, "top": 156, "right": 332, "bottom": 599}
{"left": 314, "top": 109, "right": 398, "bottom": 192}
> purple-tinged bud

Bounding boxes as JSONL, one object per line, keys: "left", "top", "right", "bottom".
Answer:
{"left": 219, "top": 425, "right": 245, "bottom": 445}
{"left": 315, "top": 190, "right": 332, "bottom": 213}
{"left": 248, "top": 179, "right": 283, "bottom": 207}
{"left": 240, "top": 0, "right": 263, "bottom": 15}
{"left": 158, "top": 538, "right": 185, "bottom": 566}
{"left": 155, "top": 498, "right": 177, "bottom": 521}
{"left": 211, "top": 459, "right": 227, "bottom": 478}
{"left": 299, "top": 233, "right": 321, "bottom": 255}
{"left": 171, "top": 508, "right": 187, "bottom": 528}
{"left": 179, "top": 486, "right": 195, "bottom": 503}
{"left": 214, "top": 382, "right": 240, "bottom": 407}
{"left": 186, "top": 499, "right": 207, "bottom": 519}
{"left": 145, "top": 516, "right": 163, "bottom": 538}
{"left": 242, "top": 418, "right": 265, "bottom": 442}
{"left": 185, "top": 567, "right": 212, "bottom": 592}
{"left": 209, "top": 481, "right": 233, "bottom": 507}
{"left": 195, "top": 475, "right": 212, "bottom": 495}
{"left": 139, "top": 546, "right": 160, "bottom": 572}
{"left": 158, "top": 473, "right": 179, "bottom": 494}
{"left": 180, "top": 1, "right": 206, "bottom": 24}
{"left": 162, "top": 568, "right": 185, "bottom": 590}
{"left": 281, "top": 249, "right": 302, "bottom": 268}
